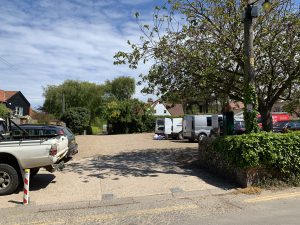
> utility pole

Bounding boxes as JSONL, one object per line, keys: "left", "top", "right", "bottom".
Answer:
{"left": 62, "top": 92, "right": 65, "bottom": 114}
{"left": 244, "top": 1, "right": 255, "bottom": 88}
{"left": 243, "top": 0, "right": 260, "bottom": 133}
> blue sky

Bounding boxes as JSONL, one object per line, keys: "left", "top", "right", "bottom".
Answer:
{"left": 1, "top": 1, "right": 299, "bottom": 108}
{"left": 0, "top": 0, "right": 161, "bottom": 108}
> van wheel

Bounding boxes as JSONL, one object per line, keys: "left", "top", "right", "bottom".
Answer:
{"left": 178, "top": 132, "right": 184, "bottom": 140}
{"left": 198, "top": 133, "right": 207, "bottom": 141}
{"left": 0, "top": 164, "right": 19, "bottom": 196}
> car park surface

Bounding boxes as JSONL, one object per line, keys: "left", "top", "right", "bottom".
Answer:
{"left": 0, "top": 133, "right": 233, "bottom": 208}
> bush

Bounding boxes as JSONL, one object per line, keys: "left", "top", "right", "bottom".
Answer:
{"left": 61, "top": 107, "right": 90, "bottom": 134}
{"left": 0, "top": 104, "right": 10, "bottom": 118}
{"left": 213, "top": 132, "right": 300, "bottom": 177}
{"left": 91, "top": 126, "right": 101, "bottom": 135}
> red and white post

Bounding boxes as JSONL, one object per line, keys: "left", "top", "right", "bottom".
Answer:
{"left": 23, "top": 169, "right": 30, "bottom": 205}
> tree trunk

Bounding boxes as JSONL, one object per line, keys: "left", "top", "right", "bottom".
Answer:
{"left": 260, "top": 106, "right": 273, "bottom": 132}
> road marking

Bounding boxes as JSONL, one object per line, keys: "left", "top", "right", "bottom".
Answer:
{"left": 245, "top": 192, "right": 300, "bottom": 203}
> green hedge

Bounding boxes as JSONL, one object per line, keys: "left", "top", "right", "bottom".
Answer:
{"left": 213, "top": 132, "right": 300, "bottom": 176}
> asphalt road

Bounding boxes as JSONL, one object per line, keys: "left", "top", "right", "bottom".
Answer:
{"left": 1, "top": 189, "right": 300, "bottom": 225}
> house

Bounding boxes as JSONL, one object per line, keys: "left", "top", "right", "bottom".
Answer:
{"left": 0, "top": 90, "right": 30, "bottom": 117}
{"left": 148, "top": 99, "right": 184, "bottom": 117}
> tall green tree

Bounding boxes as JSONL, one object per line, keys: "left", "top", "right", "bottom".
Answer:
{"left": 114, "top": 0, "right": 300, "bottom": 131}
{"left": 103, "top": 99, "right": 155, "bottom": 134}
{"left": 42, "top": 80, "right": 105, "bottom": 121}
{"left": 105, "top": 76, "right": 135, "bottom": 101}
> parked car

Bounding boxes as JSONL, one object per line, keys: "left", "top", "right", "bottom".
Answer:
{"left": 273, "top": 120, "right": 300, "bottom": 133}
{"left": 234, "top": 120, "right": 246, "bottom": 135}
{"left": 12, "top": 125, "right": 78, "bottom": 158}
{"left": 272, "top": 121, "right": 290, "bottom": 133}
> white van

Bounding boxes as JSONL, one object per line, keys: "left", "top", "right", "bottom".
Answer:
{"left": 155, "top": 118, "right": 183, "bottom": 139}
{"left": 183, "top": 115, "right": 223, "bottom": 141}
{"left": 170, "top": 118, "right": 183, "bottom": 139}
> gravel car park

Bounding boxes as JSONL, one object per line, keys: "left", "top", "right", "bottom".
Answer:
{"left": 0, "top": 133, "right": 232, "bottom": 208}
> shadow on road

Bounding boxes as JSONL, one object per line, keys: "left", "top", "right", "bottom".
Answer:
{"left": 13, "top": 174, "right": 56, "bottom": 194}
{"left": 30, "top": 174, "right": 56, "bottom": 191}
{"left": 64, "top": 148, "right": 235, "bottom": 190}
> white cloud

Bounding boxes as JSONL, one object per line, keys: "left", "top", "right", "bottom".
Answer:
{"left": 0, "top": 0, "right": 159, "bottom": 108}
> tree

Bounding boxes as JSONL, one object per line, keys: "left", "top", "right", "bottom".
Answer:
{"left": 0, "top": 104, "right": 10, "bottom": 118}
{"left": 61, "top": 107, "right": 90, "bottom": 134}
{"left": 114, "top": 0, "right": 300, "bottom": 131}
{"left": 103, "top": 99, "right": 155, "bottom": 134}
{"left": 43, "top": 80, "right": 105, "bottom": 121}
{"left": 283, "top": 88, "right": 300, "bottom": 117}
{"left": 105, "top": 76, "right": 135, "bottom": 101}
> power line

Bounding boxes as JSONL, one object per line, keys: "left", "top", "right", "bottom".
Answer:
{"left": 0, "top": 55, "right": 28, "bottom": 75}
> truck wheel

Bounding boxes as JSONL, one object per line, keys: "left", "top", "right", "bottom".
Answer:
{"left": 0, "top": 164, "right": 19, "bottom": 196}
{"left": 178, "top": 132, "right": 184, "bottom": 140}
{"left": 198, "top": 133, "right": 207, "bottom": 141}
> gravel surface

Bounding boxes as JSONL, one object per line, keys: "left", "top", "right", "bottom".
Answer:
{"left": 74, "top": 133, "right": 198, "bottom": 159}
{"left": 0, "top": 133, "right": 231, "bottom": 208}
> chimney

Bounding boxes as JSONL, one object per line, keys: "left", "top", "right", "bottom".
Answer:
{"left": 147, "top": 98, "right": 153, "bottom": 103}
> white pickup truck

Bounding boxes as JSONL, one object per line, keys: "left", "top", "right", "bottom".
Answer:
{"left": 0, "top": 118, "right": 68, "bottom": 195}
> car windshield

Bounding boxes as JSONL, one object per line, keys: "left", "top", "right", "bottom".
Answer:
{"left": 157, "top": 120, "right": 164, "bottom": 126}
{"left": 273, "top": 121, "right": 289, "bottom": 128}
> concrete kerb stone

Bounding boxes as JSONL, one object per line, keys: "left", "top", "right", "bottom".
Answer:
{"left": 89, "top": 197, "right": 135, "bottom": 208}
{"left": 172, "top": 188, "right": 233, "bottom": 199}
{"left": 1, "top": 189, "right": 235, "bottom": 214}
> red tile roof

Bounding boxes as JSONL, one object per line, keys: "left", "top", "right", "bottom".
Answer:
{"left": 0, "top": 90, "right": 18, "bottom": 102}
{"left": 165, "top": 103, "right": 184, "bottom": 116}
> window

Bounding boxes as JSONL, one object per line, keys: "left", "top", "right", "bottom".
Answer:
{"left": 15, "top": 107, "right": 24, "bottom": 116}
{"left": 207, "top": 117, "right": 212, "bottom": 126}
{"left": 164, "top": 110, "right": 167, "bottom": 114}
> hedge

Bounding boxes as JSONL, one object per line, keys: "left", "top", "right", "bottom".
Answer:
{"left": 213, "top": 132, "right": 300, "bottom": 177}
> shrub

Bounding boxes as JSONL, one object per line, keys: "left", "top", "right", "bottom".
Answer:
{"left": 61, "top": 107, "right": 90, "bottom": 134}
{"left": 213, "top": 132, "right": 300, "bottom": 177}
{"left": 0, "top": 104, "right": 11, "bottom": 118}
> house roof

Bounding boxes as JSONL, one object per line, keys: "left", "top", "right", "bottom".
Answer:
{"left": 229, "top": 101, "right": 244, "bottom": 110}
{"left": 0, "top": 90, "right": 18, "bottom": 102}
{"left": 165, "top": 103, "right": 184, "bottom": 116}
{"left": 150, "top": 99, "right": 184, "bottom": 116}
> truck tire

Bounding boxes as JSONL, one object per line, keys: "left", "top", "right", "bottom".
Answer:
{"left": 198, "top": 133, "right": 207, "bottom": 141}
{"left": 178, "top": 132, "right": 184, "bottom": 140}
{"left": 0, "top": 164, "right": 19, "bottom": 196}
